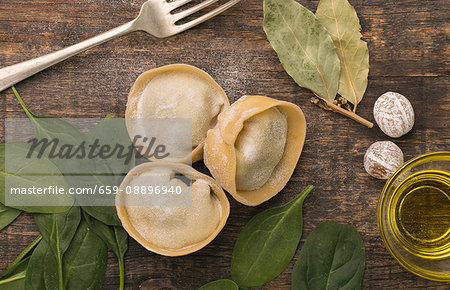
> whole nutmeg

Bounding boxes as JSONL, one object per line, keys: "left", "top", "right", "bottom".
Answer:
{"left": 364, "top": 141, "right": 404, "bottom": 180}
{"left": 373, "top": 92, "right": 414, "bottom": 138}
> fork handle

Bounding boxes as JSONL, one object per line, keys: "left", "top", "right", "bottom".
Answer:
{"left": 0, "top": 20, "right": 138, "bottom": 92}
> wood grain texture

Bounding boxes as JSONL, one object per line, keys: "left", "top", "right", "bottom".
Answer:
{"left": 0, "top": 0, "right": 449, "bottom": 289}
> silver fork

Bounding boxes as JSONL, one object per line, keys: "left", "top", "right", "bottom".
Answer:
{"left": 0, "top": 0, "right": 240, "bottom": 92}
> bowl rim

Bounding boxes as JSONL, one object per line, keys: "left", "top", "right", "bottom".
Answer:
{"left": 377, "top": 151, "right": 450, "bottom": 281}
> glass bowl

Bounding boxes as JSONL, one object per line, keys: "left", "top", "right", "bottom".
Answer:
{"left": 377, "top": 151, "right": 450, "bottom": 281}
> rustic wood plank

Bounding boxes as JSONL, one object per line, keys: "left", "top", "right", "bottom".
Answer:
{"left": 0, "top": 0, "right": 449, "bottom": 289}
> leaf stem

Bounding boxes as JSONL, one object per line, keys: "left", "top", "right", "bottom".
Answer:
{"left": 118, "top": 257, "right": 125, "bottom": 290}
{"left": 312, "top": 96, "right": 373, "bottom": 128}
{"left": 0, "top": 272, "right": 25, "bottom": 285}
{"left": 323, "top": 100, "right": 373, "bottom": 128}
{"left": 51, "top": 214, "right": 65, "bottom": 290}
{"left": 293, "top": 185, "right": 314, "bottom": 205}
{"left": 11, "top": 86, "right": 35, "bottom": 119}
{"left": 57, "top": 255, "right": 64, "bottom": 290}
{"left": 7, "top": 235, "right": 42, "bottom": 269}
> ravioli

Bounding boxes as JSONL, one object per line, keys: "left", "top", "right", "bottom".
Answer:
{"left": 235, "top": 107, "right": 288, "bottom": 191}
{"left": 126, "top": 64, "right": 229, "bottom": 163}
{"left": 204, "top": 95, "right": 306, "bottom": 206}
{"left": 116, "top": 162, "right": 230, "bottom": 256}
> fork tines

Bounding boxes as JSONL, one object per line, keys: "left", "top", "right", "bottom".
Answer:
{"left": 170, "top": 0, "right": 240, "bottom": 31}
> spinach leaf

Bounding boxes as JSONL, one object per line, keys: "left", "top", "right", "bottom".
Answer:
{"left": 34, "top": 206, "right": 81, "bottom": 255}
{"left": 4, "top": 235, "right": 42, "bottom": 271}
{"left": 79, "top": 117, "right": 135, "bottom": 226}
{"left": 0, "top": 143, "right": 73, "bottom": 213}
{"left": 0, "top": 235, "right": 42, "bottom": 289}
{"left": 292, "top": 221, "right": 365, "bottom": 290}
{"left": 34, "top": 206, "right": 81, "bottom": 289}
{"left": 198, "top": 279, "right": 239, "bottom": 290}
{"left": 12, "top": 87, "right": 87, "bottom": 176}
{"left": 8, "top": 88, "right": 130, "bottom": 290}
{"left": 12, "top": 88, "right": 132, "bottom": 223}
{"left": 63, "top": 219, "right": 108, "bottom": 290}
{"left": 25, "top": 238, "right": 60, "bottom": 290}
{"left": 84, "top": 116, "right": 135, "bottom": 179}
{"left": 84, "top": 212, "right": 128, "bottom": 289}
{"left": 13, "top": 88, "right": 109, "bottom": 200}
{"left": 26, "top": 212, "right": 109, "bottom": 290}
{"left": 0, "top": 269, "right": 26, "bottom": 290}
{"left": 0, "top": 256, "right": 30, "bottom": 290}
{"left": 0, "top": 257, "right": 30, "bottom": 281}
{"left": 0, "top": 202, "right": 21, "bottom": 231}
{"left": 230, "top": 185, "right": 314, "bottom": 288}
{"left": 81, "top": 206, "right": 121, "bottom": 226}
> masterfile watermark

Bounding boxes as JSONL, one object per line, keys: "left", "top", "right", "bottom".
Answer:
{"left": 26, "top": 135, "right": 170, "bottom": 165}
{"left": 3, "top": 117, "right": 193, "bottom": 207}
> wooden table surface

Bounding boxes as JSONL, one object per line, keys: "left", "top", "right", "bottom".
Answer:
{"left": 0, "top": 0, "right": 449, "bottom": 289}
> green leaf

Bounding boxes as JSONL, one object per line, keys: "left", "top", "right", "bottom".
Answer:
{"left": 230, "top": 185, "right": 314, "bottom": 288}
{"left": 13, "top": 88, "right": 112, "bottom": 199}
{"left": 0, "top": 142, "right": 73, "bottom": 213}
{"left": 34, "top": 206, "right": 81, "bottom": 289}
{"left": 4, "top": 235, "right": 42, "bottom": 270}
{"left": 0, "top": 202, "right": 21, "bottom": 231}
{"left": 34, "top": 206, "right": 81, "bottom": 255}
{"left": 316, "top": 0, "right": 369, "bottom": 108}
{"left": 81, "top": 206, "right": 121, "bottom": 226}
{"left": 0, "top": 254, "right": 32, "bottom": 290}
{"left": 0, "top": 270, "right": 26, "bottom": 290}
{"left": 80, "top": 117, "right": 135, "bottom": 226}
{"left": 0, "top": 203, "right": 7, "bottom": 213}
{"left": 83, "top": 212, "right": 128, "bottom": 258}
{"left": 84, "top": 212, "right": 128, "bottom": 290}
{"left": 292, "top": 221, "right": 365, "bottom": 290}
{"left": 198, "top": 279, "right": 239, "bottom": 290}
{"left": 263, "top": 0, "right": 340, "bottom": 101}
{"left": 12, "top": 87, "right": 88, "bottom": 176}
{"left": 84, "top": 117, "right": 135, "bottom": 180}
{"left": 25, "top": 239, "right": 60, "bottom": 290}
{"left": 0, "top": 236, "right": 41, "bottom": 289}
{"left": 0, "top": 257, "right": 30, "bottom": 281}
{"left": 12, "top": 88, "right": 132, "bottom": 223}
{"left": 8, "top": 88, "right": 130, "bottom": 289}
{"left": 63, "top": 219, "right": 108, "bottom": 290}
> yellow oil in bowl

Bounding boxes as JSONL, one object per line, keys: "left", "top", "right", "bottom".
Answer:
{"left": 378, "top": 152, "right": 450, "bottom": 281}
{"left": 389, "top": 170, "right": 450, "bottom": 259}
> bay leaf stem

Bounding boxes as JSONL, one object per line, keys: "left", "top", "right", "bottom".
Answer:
{"left": 324, "top": 100, "right": 373, "bottom": 128}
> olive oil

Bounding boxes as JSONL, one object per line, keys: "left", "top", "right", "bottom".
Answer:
{"left": 390, "top": 170, "right": 450, "bottom": 259}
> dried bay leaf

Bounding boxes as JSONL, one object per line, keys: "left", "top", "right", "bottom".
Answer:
{"left": 263, "top": 0, "right": 340, "bottom": 102}
{"left": 316, "top": 0, "right": 369, "bottom": 109}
